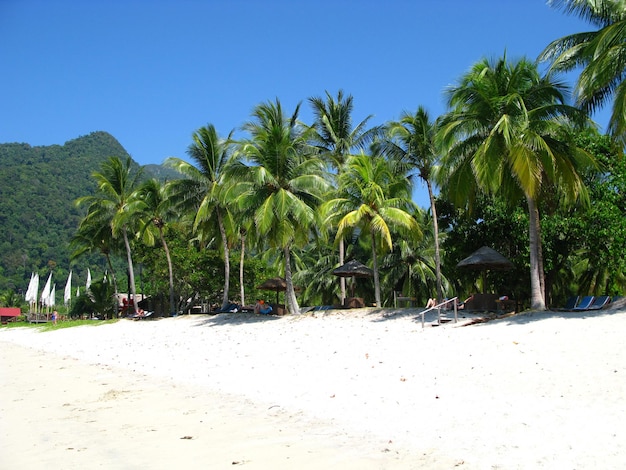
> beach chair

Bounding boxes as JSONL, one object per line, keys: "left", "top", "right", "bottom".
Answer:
{"left": 572, "top": 296, "right": 595, "bottom": 311}
{"left": 585, "top": 295, "right": 611, "bottom": 310}
{"left": 130, "top": 311, "right": 154, "bottom": 320}
{"left": 554, "top": 295, "right": 579, "bottom": 311}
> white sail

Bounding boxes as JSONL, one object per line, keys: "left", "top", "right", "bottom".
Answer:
{"left": 49, "top": 284, "right": 56, "bottom": 307}
{"left": 41, "top": 273, "right": 52, "bottom": 307}
{"left": 86, "top": 268, "right": 92, "bottom": 290}
{"left": 25, "top": 272, "right": 35, "bottom": 302}
{"left": 64, "top": 270, "right": 72, "bottom": 305}
{"left": 32, "top": 273, "right": 39, "bottom": 307}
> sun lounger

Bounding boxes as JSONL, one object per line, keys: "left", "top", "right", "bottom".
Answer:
{"left": 129, "top": 311, "right": 154, "bottom": 320}
{"left": 585, "top": 295, "right": 611, "bottom": 310}
{"left": 554, "top": 295, "right": 579, "bottom": 311}
{"left": 572, "top": 296, "right": 595, "bottom": 310}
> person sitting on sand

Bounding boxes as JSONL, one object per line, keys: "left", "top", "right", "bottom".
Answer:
{"left": 457, "top": 295, "right": 474, "bottom": 309}
{"left": 425, "top": 298, "right": 437, "bottom": 308}
{"left": 254, "top": 299, "right": 273, "bottom": 315}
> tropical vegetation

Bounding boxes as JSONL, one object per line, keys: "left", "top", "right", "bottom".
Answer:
{"left": 3, "top": 1, "right": 626, "bottom": 317}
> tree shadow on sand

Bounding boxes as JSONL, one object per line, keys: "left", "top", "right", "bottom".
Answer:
{"left": 465, "top": 305, "right": 625, "bottom": 327}
{"left": 190, "top": 312, "right": 283, "bottom": 327}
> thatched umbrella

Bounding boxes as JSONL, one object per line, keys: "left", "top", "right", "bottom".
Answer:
{"left": 256, "top": 277, "right": 300, "bottom": 304}
{"left": 456, "top": 246, "right": 514, "bottom": 293}
{"left": 332, "top": 259, "right": 373, "bottom": 298}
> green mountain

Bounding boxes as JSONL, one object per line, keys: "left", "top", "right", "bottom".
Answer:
{"left": 0, "top": 131, "right": 174, "bottom": 294}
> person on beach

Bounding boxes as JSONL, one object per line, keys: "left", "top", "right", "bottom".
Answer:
{"left": 254, "top": 299, "right": 273, "bottom": 315}
{"left": 51, "top": 310, "right": 57, "bottom": 324}
{"left": 425, "top": 298, "right": 437, "bottom": 308}
{"left": 458, "top": 295, "right": 474, "bottom": 309}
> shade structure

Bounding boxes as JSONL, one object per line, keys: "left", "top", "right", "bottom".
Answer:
{"left": 332, "top": 259, "right": 373, "bottom": 298}
{"left": 456, "top": 246, "right": 514, "bottom": 293}
{"left": 256, "top": 277, "right": 300, "bottom": 304}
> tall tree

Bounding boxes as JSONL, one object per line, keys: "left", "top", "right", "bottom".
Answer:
{"left": 308, "top": 90, "right": 379, "bottom": 305}
{"left": 385, "top": 107, "right": 444, "bottom": 302}
{"left": 166, "top": 125, "right": 235, "bottom": 311}
{"left": 539, "top": 0, "right": 626, "bottom": 142}
{"left": 136, "top": 178, "right": 177, "bottom": 316}
{"left": 437, "top": 55, "right": 593, "bottom": 310}
{"left": 76, "top": 156, "right": 143, "bottom": 315}
{"left": 322, "top": 152, "right": 422, "bottom": 307}
{"left": 233, "top": 98, "right": 329, "bottom": 315}
{"left": 70, "top": 207, "right": 120, "bottom": 295}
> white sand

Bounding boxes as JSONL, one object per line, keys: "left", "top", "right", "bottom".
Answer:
{"left": 1, "top": 307, "right": 626, "bottom": 469}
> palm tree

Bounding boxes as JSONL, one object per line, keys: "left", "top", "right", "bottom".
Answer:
{"left": 70, "top": 209, "right": 120, "bottom": 295}
{"left": 76, "top": 156, "right": 143, "bottom": 315}
{"left": 437, "top": 55, "right": 593, "bottom": 310}
{"left": 385, "top": 107, "right": 444, "bottom": 303}
{"left": 382, "top": 208, "right": 448, "bottom": 306}
{"left": 322, "top": 152, "right": 422, "bottom": 307}
{"left": 232, "top": 98, "right": 329, "bottom": 315}
{"left": 136, "top": 178, "right": 177, "bottom": 316}
{"left": 166, "top": 124, "right": 235, "bottom": 311}
{"left": 539, "top": 0, "right": 626, "bottom": 141}
{"left": 308, "top": 90, "right": 380, "bottom": 305}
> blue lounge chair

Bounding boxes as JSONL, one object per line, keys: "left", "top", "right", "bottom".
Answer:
{"left": 573, "top": 296, "right": 595, "bottom": 310}
{"left": 586, "top": 295, "right": 611, "bottom": 310}
{"left": 555, "top": 295, "right": 579, "bottom": 311}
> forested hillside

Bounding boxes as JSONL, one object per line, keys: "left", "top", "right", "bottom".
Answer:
{"left": 0, "top": 131, "right": 175, "bottom": 293}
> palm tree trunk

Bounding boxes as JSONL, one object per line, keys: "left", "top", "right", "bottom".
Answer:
{"left": 122, "top": 227, "right": 138, "bottom": 315}
{"left": 428, "top": 180, "right": 443, "bottom": 302}
{"left": 239, "top": 230, "right": 246, "bottom": 306}
{"left": 283, "top": 245, "right": 300, "bottom": 315}
{"left": 159, "top": 226, "right": 176, "bottom": 316}
{"left": 216, "top": 208, "right": 230, "bottom": 310}
{"left": 339, "top": 237, "right": 346, "bottom": 305}
{"left": 527, "top": 196, "right": 546, "bottom": 310}
{"left": 371, "top": 228, "right": 381, "bottom": 307}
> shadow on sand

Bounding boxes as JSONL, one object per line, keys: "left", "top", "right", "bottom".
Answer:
{"left": 190, "top": 312, "right": 283, "bottom": 327}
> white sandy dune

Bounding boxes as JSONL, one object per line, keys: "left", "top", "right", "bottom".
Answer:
{"left": 1, "top": 306, "right": 626, "bottom": 469}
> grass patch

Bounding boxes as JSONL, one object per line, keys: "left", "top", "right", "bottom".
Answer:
{"left": 1, "top": 319, "right": 119, "bottom": 331}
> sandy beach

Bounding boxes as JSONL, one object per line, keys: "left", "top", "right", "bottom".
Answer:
{"left": 2, "top": 306, "right": 626, "bottom": 469}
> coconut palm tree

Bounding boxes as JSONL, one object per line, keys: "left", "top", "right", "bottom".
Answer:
{"left": 437, "top": 55, "right": 593, "bottom": 310}
{"left": 232, "top": 98, "right": 329, "bottom": 315}
{"left": 308, "top": 90, "right": 380, "bottom": 304}
{"left": 384, "top": 107, "right": 444, "bottom": 303}
{"left": 70, "top": 208, "right": 121, "bottom": 295}
{"left": 322, "top": 152, "right": 422, "bottom": 307}
{"left": 136, "top": 178, "right": 177, "bottom": 316}
{"left": 539, "top": 0, "right": 626, "bottom": 141}
{"left": 76, "top": 156, "right": 143, "bottom": 315}
{"left": 166, "top": 124, "right": 235, "bottom": 311}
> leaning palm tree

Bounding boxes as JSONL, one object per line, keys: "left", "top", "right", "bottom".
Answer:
{"left": 384, "top": 107, "right": 444, "bottom": 303}
{"left": 539, "top": 0, "right": 626, "bottom": 142}
{"left": 322, "top": 152, "right": 422, "bottom": 307}
{"left": 166, "top": 124, "right": 235, "bottom": 311}
{"left": 136, "top": 178, "right": 177, "bottom": 316}
{"left": 308, "top": 90, "right": 381, "bottom": 304}
{"left": 437, "top": 55, "right": 593, "bottom": 310}
{"left": 76, "top": 156, "right": 143, "bottom": 315}
{"left": 231, "top": 98, "right": 329, "bottom": 315}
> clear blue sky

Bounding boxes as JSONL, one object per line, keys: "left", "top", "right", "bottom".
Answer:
{"left": 1, "top": 0, "right": 605, "bottom": 206}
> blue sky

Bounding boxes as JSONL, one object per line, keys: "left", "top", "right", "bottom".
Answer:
{"left": 1, "top": 0, "right": 604, "bottom": 206}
